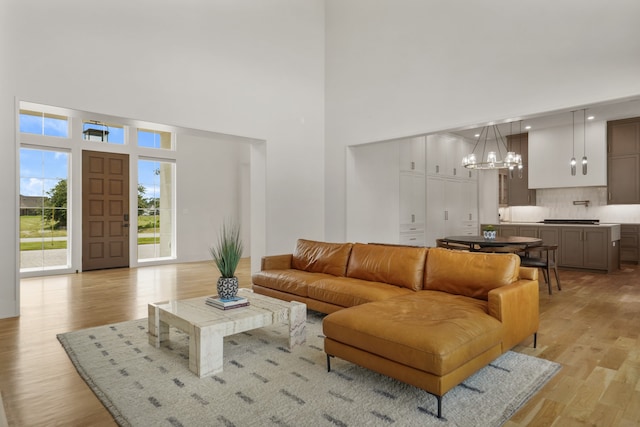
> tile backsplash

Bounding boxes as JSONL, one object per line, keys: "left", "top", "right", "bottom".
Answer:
{"left": 499, "top": 187, "right": 640, "bottom": 224}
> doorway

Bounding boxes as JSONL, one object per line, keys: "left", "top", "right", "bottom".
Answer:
{"left": 82, "top": 150, "right": 130, "bottom": 271}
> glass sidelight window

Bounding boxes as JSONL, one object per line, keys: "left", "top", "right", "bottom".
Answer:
{"left": 19, "top": 148, "right": 70, "bottom": 271}
{"left": 137, "top": 159, "right": 175, "bottom": 260}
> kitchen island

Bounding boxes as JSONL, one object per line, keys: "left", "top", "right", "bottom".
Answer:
{"left": 483, "top": 221, "right": 621, "bottom": 273}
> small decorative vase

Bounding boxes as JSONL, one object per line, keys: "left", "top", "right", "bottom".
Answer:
{"left": 217, "top": 276, "right": 239, "bottom": 299}
{"left": 483, "top": 230, "right": 496, "bottom": 239}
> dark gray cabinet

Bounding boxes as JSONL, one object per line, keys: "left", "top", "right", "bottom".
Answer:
{"left": 488, "top": 224, "right": 618, "bottom": 272}
{"left": 620, "top": 224, "right": 640, "bottom": 264}
{"left": 560, "top": 227, "right": 609, "bottom": 271}
{"left": 497, "top": 225, "right": 519, "bottom": 238}
{"left": 608, "top": 117, "right": 640, "bottom": 204}
{"left": 506, "top": 133, "right": 536, "bottom": 206}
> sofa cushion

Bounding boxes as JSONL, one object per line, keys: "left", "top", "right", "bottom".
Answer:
{"left": 291, "top": 239, "right": 353, "bottom": 277}
{"left": 322, "top": 291, "right": 503, "bottom": 376}
{"left": 425, "top": 248, "right": 520, "bottom": 300}
{"left": 308, "top": 277, "right": 413, "bottom": 308}
{"left": 251, "top": 270, "right": 334, "bottom": 297}
{"left": 346, "top": 243, "right": 428, "bottom": 291}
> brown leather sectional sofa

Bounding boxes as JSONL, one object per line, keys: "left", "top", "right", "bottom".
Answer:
{"left": 252, "top": 239, "right": 540, "bottom": 418}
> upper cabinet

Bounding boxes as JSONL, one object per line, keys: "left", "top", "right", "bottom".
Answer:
{"left": 607, "top": 117, "right": 640, "bottom": 204}
{"left": 399, "top": 136, "right": 425, "bottom": 172}
{"left": 528, "top": 120, "right": 607, "bottom": 188}
{"left": 426, "top": 133, "right": 476, "bottom": 179}
{"left": 506, "top": 133, "right": 535, "bottom": 206}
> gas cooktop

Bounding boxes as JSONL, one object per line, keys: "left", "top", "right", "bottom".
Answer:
{"left": 539, "top": 219, "right": 600, "bottom": 225}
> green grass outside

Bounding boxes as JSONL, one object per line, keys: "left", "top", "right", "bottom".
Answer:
{"left": 20, "top": 240, "right": 67, "bottom": 251}
{"left": 21, "top": 214, "right": 161, "bottom": 249}
{"left": 21, "top": 238, "right": 158, "bottom": 250}
{"left": 138, "top": 237, "right": 160, "bottom": 245}
{"left": 138, "top": 215, "right": 159, "bottom": 231}
{"left": 20, "top": 215, "right": 67, "bottom": 238}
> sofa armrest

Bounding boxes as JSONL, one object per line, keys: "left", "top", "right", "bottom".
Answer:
{"left": 519, "top": 266, "right": 538, "bottom": 281}
{"left": 261, "top": 254, "right": 293, "bottom": 270}
{"left": 488, "top": 278, "right": 540, "bottom": 351}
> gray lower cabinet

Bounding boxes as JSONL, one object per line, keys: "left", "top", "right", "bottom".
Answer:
{"left": 620, "top": 224, "right": 640, "bottom": 264}
{"left": 488, "top": 224, "right": 618, "bottom": 272}
{"left": 497, "top": 225, "right": 520, "bottom": 238}
{"left": 560, "top": 227, "right": 609, "bottom": 271}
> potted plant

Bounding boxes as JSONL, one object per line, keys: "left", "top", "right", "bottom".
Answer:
{"left": 209, "top": 219, "right": 244, "bottom": 299}
{"left": 483, "top": 224, "right": 496, "bottom": 240}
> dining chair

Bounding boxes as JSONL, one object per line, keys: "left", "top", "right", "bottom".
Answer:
{"left": 519, "top": 244, "right": 561, "bottom": 295}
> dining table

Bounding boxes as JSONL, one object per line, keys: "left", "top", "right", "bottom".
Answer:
{"left": 441, "top": 235, "right": 542, "bottom": 251}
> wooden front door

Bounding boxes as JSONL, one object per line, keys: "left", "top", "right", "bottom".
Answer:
{"left": 82, "top": 150, "right": 130, "bottom": 271}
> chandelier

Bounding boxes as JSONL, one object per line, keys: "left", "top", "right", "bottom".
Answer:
{"left": 462, "top": 124, "right": 522, "bottom": 172}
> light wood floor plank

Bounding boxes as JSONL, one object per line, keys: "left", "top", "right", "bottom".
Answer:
{"left": 1, "top": 259, "right": 639, "bottom": 425}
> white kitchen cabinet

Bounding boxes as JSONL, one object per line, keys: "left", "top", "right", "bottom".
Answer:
{"left": 347, "top": 132, "right": 478, "bottom": 248}
{"left": 528, "top": 120, "right": 607, "bottom": 188}
{"left": 399, "top": 136, "right": 426, "bottom": 172}
{"left": 399, "top": 171, "right": 426, "bottom": 246}
{"left": 426, "top": 133, "right": 476, "bottom": 179}
{"left": 400, "top": 171, "right": 425, "bottom": 226}
{"left": 426, "top": 177, "right": 477, "bottom": 246}
{"left": 462, "top": 180, "right": 478, "bottom": 221}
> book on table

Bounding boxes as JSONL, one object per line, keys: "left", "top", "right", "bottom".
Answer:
{"left": 205, "top": 295, "right": 249, "bottom": 310}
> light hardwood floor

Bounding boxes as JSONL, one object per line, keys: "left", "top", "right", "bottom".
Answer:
{"left": 1, "top": 259, "right": 639, "bottom": 426}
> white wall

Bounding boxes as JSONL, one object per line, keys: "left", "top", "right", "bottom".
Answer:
{"left": 325, "top": 0, "right": 640, "bottom": 242}
{"left": 346, "top": 141, "right": 400, "bottom": 244}
{"left": 0, "top": 0, "right": 325, "bottom": 318}
{"left": 175, "top": 133, "right": 251, "bottom": 263}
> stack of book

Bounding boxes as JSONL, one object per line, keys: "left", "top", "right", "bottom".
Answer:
{"left": 205, "top": 295, "right": 250, "bottom": 310}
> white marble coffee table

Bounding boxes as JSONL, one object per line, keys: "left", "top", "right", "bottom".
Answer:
{"left": 148, "top": 288, "right": 306, "bottom": 378}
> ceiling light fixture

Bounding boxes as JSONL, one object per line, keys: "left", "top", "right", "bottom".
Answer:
{"left": 462, "top": 124, "right": 522, "bottom": 171}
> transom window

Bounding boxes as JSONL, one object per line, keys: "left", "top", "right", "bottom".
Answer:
{"left": 138, "top": 129, "right": 173, "bottom": 150}
{"left": 20, "top": 110, "right": 69, "bottom": 137}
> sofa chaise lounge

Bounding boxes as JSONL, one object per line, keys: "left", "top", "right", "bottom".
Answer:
{"left": 252, "top": 239, "right": 539, "bottom": 418}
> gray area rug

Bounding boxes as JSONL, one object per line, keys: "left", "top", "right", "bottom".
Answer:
{"left": 58, "top": 311, "right": 560, "bottom": 426}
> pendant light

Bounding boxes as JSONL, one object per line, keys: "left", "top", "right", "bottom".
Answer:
{"left": 570, "top": 111, "right": 576, "bottom": 176}
{"left": 508, "top": 122, "right": 514, "bottom": 179}
{"left": 582, "top": 109, "right": 588, "bottom": 175}
{"left": 517, "top": 120, "right": 523, "bottom": 179}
